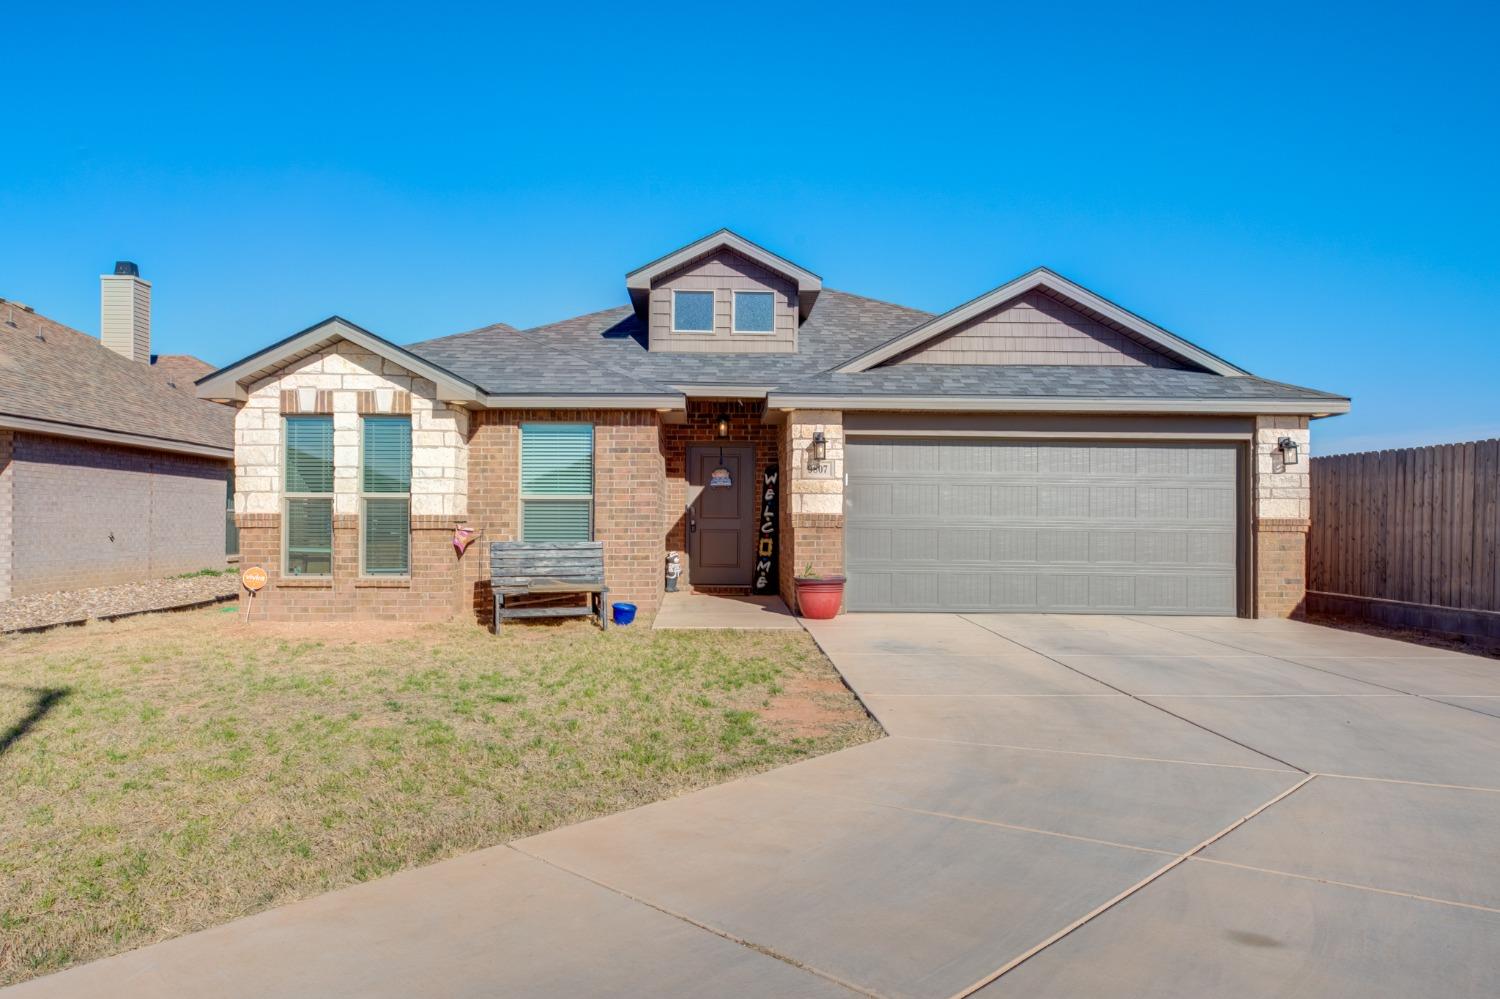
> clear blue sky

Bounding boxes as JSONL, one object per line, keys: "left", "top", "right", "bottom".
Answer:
{"left": 5, "top": 2, "right": 1497, "bottom": 453}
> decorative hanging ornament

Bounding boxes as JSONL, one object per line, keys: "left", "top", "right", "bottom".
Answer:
{"left": 708, "top": 444, "right": 733, "bottom": 488}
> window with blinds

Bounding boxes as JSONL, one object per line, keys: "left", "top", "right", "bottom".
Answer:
{"left": 521, "top": 423, "right": 593, "bottom": 541}
{"left": 284, "top": 416, "right": 334, "bottom": 576}
{"left": 361, "top": 416, "right": 411, "bottom": 575}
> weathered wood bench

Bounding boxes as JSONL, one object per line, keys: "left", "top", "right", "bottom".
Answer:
{"left": 490, "top": 540, "right": 609, "bottom": 632}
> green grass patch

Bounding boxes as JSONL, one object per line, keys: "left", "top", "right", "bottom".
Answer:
{"left": 0, "top": 608, "right": 878, "bottom": 985}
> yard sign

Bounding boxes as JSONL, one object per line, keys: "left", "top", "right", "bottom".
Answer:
{"left": 241, "top": 566, "right": 267, "bottom": 621}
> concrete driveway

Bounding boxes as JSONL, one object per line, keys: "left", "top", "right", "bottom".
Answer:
{"left": 11, "top": 615, "right": 1500, "bottom": 998}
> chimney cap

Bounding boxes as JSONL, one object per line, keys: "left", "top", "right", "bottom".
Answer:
{"left": 113, "top": 261, "right": 140, "bottom": 276}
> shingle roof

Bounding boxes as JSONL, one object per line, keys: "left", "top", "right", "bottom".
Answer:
{"left": 150, "top": 353, "right": 216, "bottom": 392}
{"left": 406, "top": 288, "right": 1345, "bottom": 406}
{"left": 0, "top": 300, "right": 234, "bottom": 452}
{"left": 409, "top": 289, "right": 935, "bottom": 393}
{"left": 776, "top": 365, "right": 1348, "bottom": 402}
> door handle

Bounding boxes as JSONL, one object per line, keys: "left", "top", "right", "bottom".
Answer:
{"left": 689, "top": 514, "right": 697, "bottom": 533}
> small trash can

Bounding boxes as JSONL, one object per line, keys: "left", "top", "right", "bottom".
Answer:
{"left": 612, "top": 602, "right": 638, "bottom": 626}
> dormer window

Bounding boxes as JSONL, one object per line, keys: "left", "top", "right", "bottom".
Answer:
{"left": 672, "top": 290, "right": 715, "bottom": 333}
{"left": 732, "top": 291, "right": 774, "bottom": 333}
{"left": 628, "top": 230, "right": 820, "bottom": 353}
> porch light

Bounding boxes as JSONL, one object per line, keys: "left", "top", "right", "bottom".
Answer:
{"left": 716, "top": 414, "right": 731, "bottom": 439}
{"left": 1277, "top": 436, "right": 1300, "bottom": 465}
{"left": 808, "top": 431, "right": 827, "bottom": 470}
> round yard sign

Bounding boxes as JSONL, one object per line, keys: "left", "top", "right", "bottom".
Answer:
{"left": 241, "top": 566, "right": 268, "bottom": 592}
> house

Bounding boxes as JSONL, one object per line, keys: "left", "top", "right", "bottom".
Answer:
{"left": 196, "top": 230, "right": 1347, "bottom": 623}
{"left": 0, "top": 263, "right": 235, "bottom": 601}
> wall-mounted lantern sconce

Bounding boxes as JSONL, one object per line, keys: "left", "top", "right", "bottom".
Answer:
{"left": 716, "top": 414, "right": 731, "bottom": 439}
{"left": 807, "top": 431, "right": 828, "bottom": 470}
{"left": 1277, "top": 436, "right": 1301, "bottom": 466}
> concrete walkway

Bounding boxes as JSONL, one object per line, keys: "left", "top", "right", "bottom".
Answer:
{"left": 12, "top": 615, "right": 1500, "bottom": 997}
{"left": 652, "top": 590, "right": 800, "bottom": 630}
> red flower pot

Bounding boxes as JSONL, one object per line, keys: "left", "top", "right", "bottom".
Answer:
{"left": 793, "top": 576, "right": 846, "bottom": 619}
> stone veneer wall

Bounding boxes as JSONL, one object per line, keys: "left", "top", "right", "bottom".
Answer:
{"left": 233, "top": 343, "right": 470, "bottom": 621}
{"left": 661, "top": 403, "right": 778, "bottom": 589}
{"left": 779, "top": 410, "right": 846, "bottom": 613}
{"left": 1252, "top": 415, "right": 1311, "bottom": 618}
{"left": 463, "top": 410, "right": 666, "bottom": 625}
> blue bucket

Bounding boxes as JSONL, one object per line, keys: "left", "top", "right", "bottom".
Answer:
{"left": 612, "top": 602, "right": 638, "bottom": 626}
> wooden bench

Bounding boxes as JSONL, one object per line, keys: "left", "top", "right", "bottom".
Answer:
{"left": 490, "top": 540, "right": 609, "bottom": 632}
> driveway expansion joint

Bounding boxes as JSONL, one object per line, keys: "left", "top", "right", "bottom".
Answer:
{"left": 505, "top": 844, "right": 882, "bottom": 999}
{"left": 896, "top": 735, "right": 1302, "bottom": 773}
{"left": 947, "top": 773, "right": 1320, "bottom": 998}
{"left": 1185, "top": 855, "right": 1500, "bottom": 915}
{"left": 958, "top": 615, "right": 1309, "bottom": 774}
{"left": 756, "top": 776, "right": 1180, "bottom": 858}
{"left": 1131, "top": 617, "right": 1500, "bottom": 720}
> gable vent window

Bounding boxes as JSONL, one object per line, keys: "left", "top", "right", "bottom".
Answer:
{"left": 361, "top": 416, "right": 412, "bottom": 576}
{"left": 672, "top": 290, "right": 715, "bottom": 333}
{"left": 283, "top": 416, "right": 334, "bottom": 577}
{"left": 521, "top": 423, "right": 594, "bottom": 541}
{"left": 733, "top": 291, "right": 774, "bottom": 333}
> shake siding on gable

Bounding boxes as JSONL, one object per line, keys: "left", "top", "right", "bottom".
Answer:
{"left": 647, "top": 248, "right": 798, "bottom": 353}
{"left": 893, "top": 289, "right": 1185, "bottom": 368}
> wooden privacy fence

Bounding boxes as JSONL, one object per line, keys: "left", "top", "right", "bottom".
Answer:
{"left": 1308, "top": 439, "right": 1500, "bottom": 639}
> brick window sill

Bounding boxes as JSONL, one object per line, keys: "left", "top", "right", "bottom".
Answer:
{"left": 277, "top": 577, "right": 333, "bottom": 589}
{"left": 355, "top": 577, "right": 411, "bottom": 588}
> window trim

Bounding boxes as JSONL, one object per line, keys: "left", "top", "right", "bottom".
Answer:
{"left": 358, "top": 415, "right": 412, "bottom": 578}
{"left": 519, "top": 422, "right": 595, "bottom": 542}
{"left": 731, "top": 289, "right": 776, "bottom": 334}
{"left": 281, "top": 415, "right": 335, "bottom": 579}
{"left": 670, "top": 289, "right": 716, "bottom": 334}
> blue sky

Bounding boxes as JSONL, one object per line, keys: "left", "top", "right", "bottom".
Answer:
{"left": 4, "top": 1, "right": 1496, "bottom": 453}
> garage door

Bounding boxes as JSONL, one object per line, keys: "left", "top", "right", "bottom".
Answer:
{"left": 845, "top": 439, "right": 1241, "bottom": 614}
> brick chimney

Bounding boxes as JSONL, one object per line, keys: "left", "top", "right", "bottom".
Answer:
{"left": 100, "top": 261, "right": 151, "bottom": 363}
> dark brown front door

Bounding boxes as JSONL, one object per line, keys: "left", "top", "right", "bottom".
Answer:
{"left": 686, "top": 445, "right": 755, "bottom": 586}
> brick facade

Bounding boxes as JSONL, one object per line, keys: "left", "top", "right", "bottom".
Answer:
{"left": 1252, "top": 415, "right": 1311, "bottom": 618}
{"left": 463, "top": 410, "right": 667, "bottom": 625}
{"left": 231, "top": 343, "right": 474, "bottom": 622}
{"left": 223, "top": 337, "right": 1319, "bottom": 626}
{"left": 661, "top": 403, "right": 778, "bottom": 589}
{"left": 0, "top": 431, "right": 228, "bottom": 598}
{"left": 0, "top": 431, "right": 12, "bottom": 602}
{"left": 236, "top": 513, "right": 464, "bottom": 622}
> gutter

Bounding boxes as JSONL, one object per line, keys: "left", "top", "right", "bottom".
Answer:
{"left": 0, "top": 414, "right": 234, "bottom": 460}
{"left": 479, "top": 393, "right": 686, "bottom": 410}
{"left": 764, "top": 394, "right": 1352, "bottom": 418}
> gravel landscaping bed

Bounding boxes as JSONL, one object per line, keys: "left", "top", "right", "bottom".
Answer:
{"left": 0, "top": 573, "right": 240, "bottom": 633}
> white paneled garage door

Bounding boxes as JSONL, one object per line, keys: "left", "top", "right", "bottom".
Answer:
{"left": 845, "top": 439, "right": 1241, "bottom": 614}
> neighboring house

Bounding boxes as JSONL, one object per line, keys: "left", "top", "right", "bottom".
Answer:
{"left": 0, "top": 263, "right": 235, "bottom": 601}
{"left": 198, "top": 230, "right": 1348, "bottom": 624}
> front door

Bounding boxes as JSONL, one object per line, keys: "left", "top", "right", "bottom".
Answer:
{"left": 686, "top": 445, "right": 755, "bottom": 586}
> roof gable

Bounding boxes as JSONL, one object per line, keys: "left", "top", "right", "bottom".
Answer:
{"left": 625, "top": 229, "right": 822, "bottom": 320}
{"left": 196, "top": 317, "right": 484, "bottom": 404}
{"left": 890, "top": 288, "right": 1187, "bottom": 369}
{"left": 835, "top": 268, "right": 1247, "bottom": 377}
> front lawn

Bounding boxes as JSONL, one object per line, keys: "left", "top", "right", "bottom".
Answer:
{"left": 0, "top": 607, "right": 880, "bottom": 986}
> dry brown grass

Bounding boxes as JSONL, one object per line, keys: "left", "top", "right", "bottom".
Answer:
{"left": 0, "top": 607, "right": 880, "bottom": 985}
